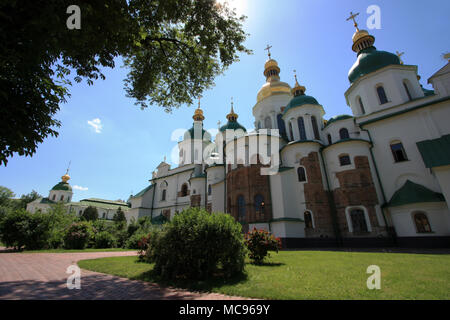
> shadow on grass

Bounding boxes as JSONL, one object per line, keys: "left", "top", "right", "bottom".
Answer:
{"left": 249, "top": 262, "right": 285, "bottom": 267}
{"left": 132, "top": 267, "right": 249, "bottom": 293}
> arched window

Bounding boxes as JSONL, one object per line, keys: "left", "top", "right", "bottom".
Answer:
{"left": 237, "top": 195, "right": 246, "bottom": 222}
{"left": 257, "top": 121, "right": 261, "bottom": 130}
{"left": 60, "top": 195, "right": 64, "bottom": 201}
{"left": 358, "top": 97, "right": 365, "bottom": 114}
{"left": 350, "top": 209, "right": 368, "bottom": 233}
{"left": 297, "top": 167, "right": 306, "bottom": 182}
{"left": 161, "top": 189, "right": 166, "bottom": 201}
{"left": 376, "top": 85, "right": 388, "bottom": 104}
{"left": 297, "top": 117, "right": 307, "bottom": 140}
{"left": 327, "top": 134, "right": 332, "bottom": 145}
{"left": 339, "top": 128, "right": 349, "bottom": 140}
{"left": 304, "top": 211, "right": 313, "bottom": 229}
{"left": 390, "top": 141, "right": 408, "bottom": 162}
{"left": 311, "top": 116, "right": 320, "bottom": 140}
{"left": 181, "top": 183, "right": 188, "bottom": 197}
{"left": 339, "top": 154, "right": 351, "bottom": 166}
{"left": 208, "top": 184, "right": 212, "bottom": 195}
{"left": 52, "top": 194, "right": 56, "bottom": 201}
{"left": 277, "top": 114, "right": 286, "bottom": 137}
{"left": 403, "top": 80, "right": 412, "bottom": 101}
{"left": 413, "top": 212, "right": 432, "bottom": 233}
{"left": 254, "top": 194, "right": 265, "bottom": 216}
{"left": 288, "top": 121, "right": 294, "bottom": 140}
{"left": 264, "top": 117, "right": 272, "bottom": 129}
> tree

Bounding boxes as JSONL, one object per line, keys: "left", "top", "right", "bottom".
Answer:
{"left": 0, "top": 186, "right": 15, "bottom": 208}
{"left": 113, "top": 207, "right": 127, "bottom": 224}
{"left": 0, "top": 0, "right": 251, "bottom": 165}
{"left": 81, "top": 206, "right": 98, "bottom": 221}
{"left": 17, "top": 190, "right": 42, "bottom": 210}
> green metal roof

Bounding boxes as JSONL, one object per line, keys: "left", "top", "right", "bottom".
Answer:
{"left": 219, "top": 120, "right": 247, "bottom": 133}
{"left": 78, "top": 198, "right": 130, "bottom": 210}
{"left": 132, "top": 185, "right": 154, "bottom": 198}
{"left": 51, "top": 182, "right": 72, "bottom": 191}
{"left": 283, "top": 94, "right": 320, "bottom": 116}
{"left": 324, "top": 115, "right": 353, "bottom": 128}
{"left": 38, "top": 197, "right": 56, "bottom": 204}
{"left": 185, "top": 125, "right": 211, "bottom": 140}
{"left": 416, "top": 134, "right": 450, "bottom": 168}
{"left": 421, "top": 86, "right": 435, "bottom": 97}
{"left": 387, "top": 180, "right": 445, "bottom": 207}
{"left": 348, "top": 46, "right": 401, "bottom": 83}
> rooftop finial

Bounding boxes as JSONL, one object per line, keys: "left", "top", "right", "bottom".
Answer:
{"left": 264, "top": 44, "right": 272, "bottom": 59}
{"left": 66, "top": 160, "right": 71, "bottom": 175}
{"left": 231, "top": 97, "right": 234, "bottom": 112}
{"left": 198, "top": 95, "right": 202, "bottom": 109}
{"left": 293, "top": 69, "right": 299, "bottom": 85}
{"left": 346, "top": 11, "right": 360, "bottom": 31}
{"left": 396, "top": 51, "right": 405, "bottom": 64}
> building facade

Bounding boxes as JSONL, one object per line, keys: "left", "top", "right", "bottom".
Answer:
{"left": 127, "top": 25, "right": 450, "bottom": 247}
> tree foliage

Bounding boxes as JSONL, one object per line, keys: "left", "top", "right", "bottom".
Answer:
{"left": 81, "top": 206, "right": 99, "bottom": 221}
{"left": 0, "top": 0, "right": 250, "bottom": 165}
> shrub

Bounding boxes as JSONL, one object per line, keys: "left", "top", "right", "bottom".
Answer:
{"left": 63, "top": 221, "right": 92, "bottom": 249}
{"left": 94, "top": 231, "right": 117, "bottom": 248}
{"left": 47, "top": 203, "right": 79, "bottom": 249}
{"left": 244, "top": 228, "right": 281, "bottom": 264}
{"left": 125, "top": 231, "right": 150, "bottom": 249}
{"left": 144, "top": 208, "right": 246, "bottom": 280}
{"left": 0, "top": 209, "right": 51, "bottom": 250}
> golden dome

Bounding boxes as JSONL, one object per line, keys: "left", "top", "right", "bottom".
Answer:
{"left": 257, "top": 80, "right": 291, "bottom": 103}
{"left": 193, "top": 97, "right": 205, "bottom": 121}
{"left": 61, "top": 174, "right": 70, "bottom": 183}
{"left": 352, "top": 29, "right": 369, "bottom": 43}
{"left": 264, "top": 59, "right": 279, "bottom": 70}
{"left": 291, "top": 73, "right": 306, "bottom": 96}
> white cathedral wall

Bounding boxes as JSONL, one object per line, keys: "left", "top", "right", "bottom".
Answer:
{"left": 211, "top": 181, "right": 225, "bottom": 213}
{"left": 270, "top": 221, "right": 305, "bottom": 238}
{"left": 363, "top": 109, "right": 445, "bottom": 201}
{"left": 322, "top": 118, "right": 359, "bottom": 144}
{"left": 253, "top": 94, "right": 292, "bottom": 130}
{"left": 389, "top": 202, "right": 450, "bottom": 237}
{"left": 433, "top": 165, "right": 450, "bottom": 207}
{"left": 345, "top": 66, "right": 423, "bottom": 116}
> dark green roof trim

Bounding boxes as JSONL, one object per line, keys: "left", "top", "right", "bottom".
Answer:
{"left": 387, "top": 180, "right": 445, "bottom": 207}
{"left": 322, "top": 138, "right": 371, "bottom": 150}
{"left": 132, "top": 185, "right": 154, "bottom": 198}
{"left": 189, "top": 173, "right": 206, "bottom": 180}
{"left": 51, "top": 182, "right": 72, "bottom": 191}
{"left": 324, "top": 115, "right": 354, "bottom": 128}
{"left": 150, "top": 168, "right": 194, "bottom": 182}
{"left": 205, "top": 164, "right": 225, "bottom": 170}
{"left": 39, "top": 197, "right": 56, "bottom": 204}
{"left": 359, "top": 96, "right": 449, "bottom": 126}
{"left": 416, "top": 134, "right": 450, "bottom": 168}
{"left": 280, "top": 139, "right": 324, "bottom": 153}
{"left": 422, "top": 87, "right": 435, "bottom": 97}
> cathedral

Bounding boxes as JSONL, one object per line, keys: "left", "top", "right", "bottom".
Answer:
{"left": 127, "top": 19, "right": 450, "bottom": 248}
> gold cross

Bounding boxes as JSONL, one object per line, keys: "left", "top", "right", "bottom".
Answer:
{"left": 293, "top": 69, "right": 298, "bottom": 83}
{"left": 396, "top": 51, "right": 405, "bottom": 64}
{"left": 346, "top": 11, "right": 360, "bottom": 31}
{"left": 198, "top": 95, "right": 202, "bottom": 108}
{"left": 264, "top": 44, "right": 272, "bottom": 59}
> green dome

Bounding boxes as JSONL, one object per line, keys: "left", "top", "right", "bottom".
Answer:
{"left": 51, "top": 182, "right": 72, "bottom": 191}
{"left": 325, "top": 115, "right": 353, "bottom": 128}
{"left": 219, "top": 120, "right": 247, "bottom": 133}
{"left": 184, "top": 125, "right": 211, "bottom": 140}
{"left": 348, "top": 46, "right": 401, "bottom": 83}
{"left": 283, "top": 94, "right": 319, "bottom": 116}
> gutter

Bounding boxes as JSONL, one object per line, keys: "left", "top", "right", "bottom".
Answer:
{"left": 318, "top": 148, "right": 342, "bottom": 247}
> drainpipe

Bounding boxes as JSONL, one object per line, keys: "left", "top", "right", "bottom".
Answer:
{"left": 357, "top": 122, "right": 396, "bottom": 243}
{"left": 319, "top": 148, "right": 343, "bottom": 247}
{"left": 150, "top": 182, "right": 156, "bottom": 223}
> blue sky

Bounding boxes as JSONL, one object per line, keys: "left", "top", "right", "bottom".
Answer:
{"left": 1, "top": 0, "right": 449, "bottom": 201}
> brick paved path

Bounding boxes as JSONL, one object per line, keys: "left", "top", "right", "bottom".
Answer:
{"left": 0, "top": 249, "right": 244, "bottom": 300}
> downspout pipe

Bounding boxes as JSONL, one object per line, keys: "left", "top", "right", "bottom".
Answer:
{"left": 150, "top": 182, "right": 156, "bottom": 223}
{"left": 319, "top": 148, "right": 342, "bottom": 247}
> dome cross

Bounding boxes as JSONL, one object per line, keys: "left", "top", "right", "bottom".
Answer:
{"left": 346, "top": 11, "right": 360, "bottom": 31}
{"left": 264, "top": 44, "right": 272, "bottom": 59}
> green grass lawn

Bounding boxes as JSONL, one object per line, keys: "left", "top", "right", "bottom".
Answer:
{"left": 78, "top": 250, "right": 450, "bottom": 300}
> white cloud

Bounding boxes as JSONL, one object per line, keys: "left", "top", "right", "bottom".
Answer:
{"left": 73, "top": 185, "right": 88, "bottom": 191}
{"left": 87, "top": 118, "right": 102, "bottom": 133}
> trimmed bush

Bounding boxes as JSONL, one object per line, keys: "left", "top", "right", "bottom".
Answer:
{"left": 144, "top": 208, "right": 246, "bottom": 280}
{"left": 125, "top": 231, "right": 150, "bottom": 249}
{"left": 63, "top": 222, "right": 92, "bottom": 249}
{"left": 244, "top": 228, "right": 281, "bottom": 264}
{"left": 94, "top": 231, "right": 117, "bottom": 248}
